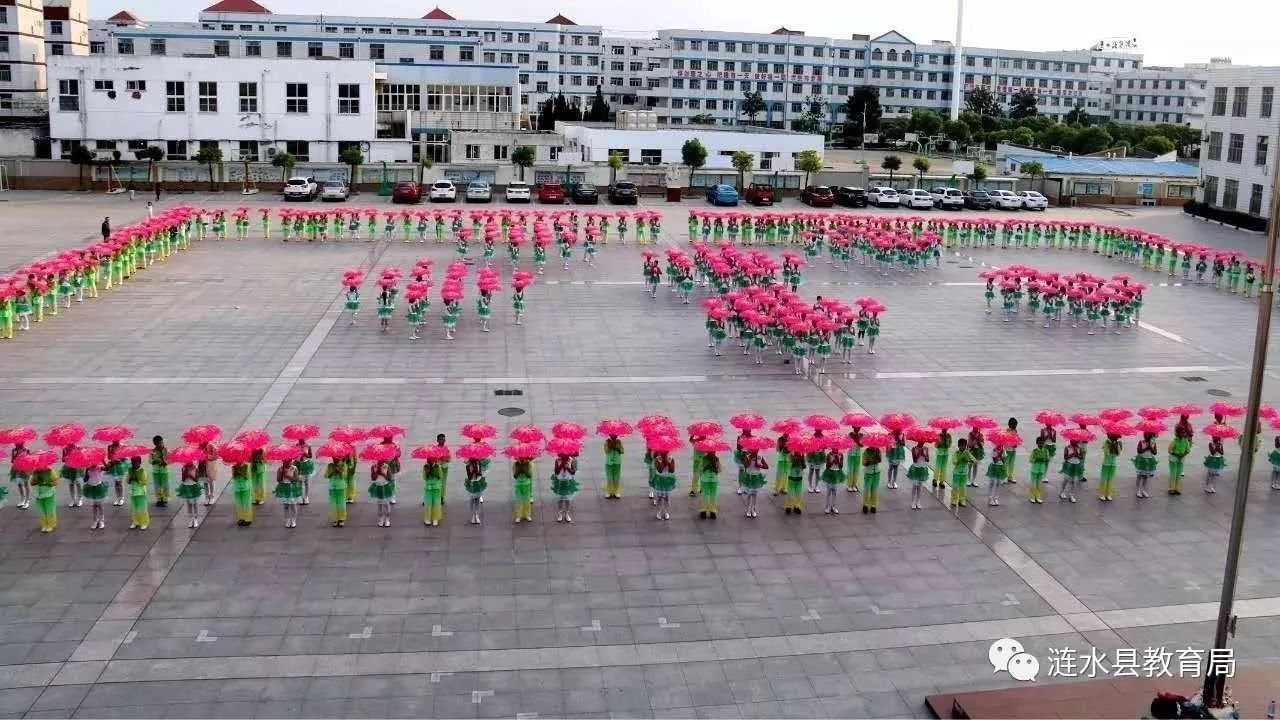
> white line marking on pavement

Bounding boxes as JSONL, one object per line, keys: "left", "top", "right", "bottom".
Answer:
{"left": 1001, "top": 594, "right": 1021, "bottom": 607}
{"left": 195, "top": 630, "right": 218, "bottom": 643}
{"left": 348, "top": 626, "right": 372, "bottom": 639}
{"left": 122, "top": 631, "right": 137, "bottom": 645}
{"left": 657, "top": 617, "right": 680, "bottom": 629}
{"left": 801, "top": 609, "right": 822, "bottom": 621}
{"left": 869, "top": 604, "right": 894, "bottom": 616}
{"left": 471, "top": 690, "right": 494, "bottom": 704}
{"left": 1138, "top": 321, "right": 1187, "bottom": 343}
{"left": 430, "top": 625, "right": 453, "bottom": 637}
{"left": 875, "top": 365, "right": 1235, "bottom": 380}
{"left": 940, "top": 281, "right": 987, "bottom": 286}
{"left": 580, "top": 619, "right": 602, "bottom": 632}
{"left": 517, "top": 713, "right": 539, "bottom": 719}
{"left": 430, "top": 672, "right": 453, "bottom": 683}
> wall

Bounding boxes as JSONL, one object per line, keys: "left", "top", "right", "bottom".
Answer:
{"left": 558, "top": 124, "right": 823, "bottom": 171}
{"left": 1199, "top": 65, "right": 1280, "bottom": 218}
{"left": 0, "top": 127, "right": 39, "bottom": 156}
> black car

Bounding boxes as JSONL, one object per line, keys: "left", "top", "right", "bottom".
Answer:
{"left": 572, "top": 183, "right": 600, "bottom": 204}
{"left": 963, "top": 190, "right": 994, "bottom": 210}
{"left": 835, "top": 186, "right": 868, "bottom": 208}
{"left": 608, "top": 181, "right": 638, "bottom": 205}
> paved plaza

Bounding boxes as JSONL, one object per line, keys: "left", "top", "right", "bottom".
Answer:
{"left": 2, "top": 190, "right": 1280, "bottom": 718}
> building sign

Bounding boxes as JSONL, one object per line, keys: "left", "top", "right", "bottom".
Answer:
{"left": 444, "top": 168, "right": 497, "bottom": 184}
{"left": 965, "top": 83, "right": 1084, "bottom": 98}
{"left": 1138, "top": 182, "right": 1154, "bottom": 198}
{"left": 534, "top": 170, "right": 585, "bottom": 185}
{"left": 674, "top": 69, "right": 823, "bottom": 83}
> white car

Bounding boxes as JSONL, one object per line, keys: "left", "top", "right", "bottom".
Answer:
{"left": 319, "top": 180, "right": 349, "bottom": 202}
{"left": 901, "top": 188, "right": 936, "bottom": 210}
{"left": 1016, "top": 190, "right": 1049, "bottom": 210}
{"left": 282, "top": 176, "right": 317, "bottom": 201}
{"left": 930, "top": 187, "right": 965, "bottom": 210}
{"left": 505, "top": 182, "right": 531, "bottom": 203}
{"left": 428, "top": 181, "right": 457, "bottom": 202}
{"left": 465, "top": 181, "right": 492, "bottom": 203}
{"left": 867, "top": 186, "right": 900, "bottom": 207}
{"left": 988, "top": 189, "right": 1024, "bottom": 210}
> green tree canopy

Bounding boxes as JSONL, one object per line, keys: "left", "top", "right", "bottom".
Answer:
{"left": 965, "top": 86, "right": 1003, "bottom": 118}
{"left": 730, "top": 150, "right": 754, "bottom": 188}
{"left": 512, "top": 145, "right": 536, "bottom": 181}
{"left": 1008, "top": 89, "right": 1040, "bottom": 119}
{"left": 741, "top": 90, "right": 766, "bottom": 125}
{"left": 881, "top": 154, "right": 902, "bottom": 184}
{"left": 795, "top": 149, "right": 823, "bottom": 186}
{"left": 908, "top": 109, "right": 944, "bottom": 139}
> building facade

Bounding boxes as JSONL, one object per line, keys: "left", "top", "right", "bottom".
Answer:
{"left": 2, "top": 0, "right": 89, "bottom": 117}
{"left": 1110, "top": 61, "right": 1225, "bottom": 129}
{"left": 1198, "top": 65, "right": 1280, "bottom": 219}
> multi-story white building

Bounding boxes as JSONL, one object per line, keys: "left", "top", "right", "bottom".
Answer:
{"left": 2, "top": 0, "right": 88, "bottom": 117}
{"left": 1198, "top": 65, "right": 1280, "bottom": 218}
{"left": 1109, "top": 60, "right": 1226, "bottom": 129}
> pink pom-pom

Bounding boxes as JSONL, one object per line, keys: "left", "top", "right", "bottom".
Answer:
{"left": 1204, "top": 423, "right": 1239, "bottom": 439}
{"left": 804, "top": 414, "right": 840, "bottom": 432}
{"left": 1210, "top": 402, "right": 1245, "bottom": 418}
{"left": 509, "top": 425, "right": 545, "bottom": 443}
{"left": 167, "top": 445, "right": 206, "bottom": 465}
{"left": 411, "top": 445, "right": 451, "bottom": 462}
{"left": 91, "top": 425, "right": 134, "bottom": 443}
{"left": 457, "top": 442, "right": 495, "bottom": 460}
{"left": 965, "top": 415, "right": 998, "bottom": 430}
{"left": 264, "top": 444, "right": 304, "bottom": 463}
{"left": 879, "top": 413, "right": 916, "bottom": 432}
{"left": 551, "top": 422, "right": 587, "bottom": 440}
{"left": 905, "top": 426, "right": 941, "bottom": 444}
{"left": 729, "top": 413, "right": 767, "bottom": 431}
{"left": 460, "top": 423, "right": 497, "bottom": 441}
{"left": 218, "top": 441, "right": 254, "bottom": 465}
{"left": 0, "top": 427, "right": 37, "bottom": 445}
{"left": 1136, "top": 407, "right": 1171, "bottom": 421}
{"left": 328, "top": 425, "right": 368, "bottom": 443}
{"left": 234, "top": 429, "right": 271, "bottom": 450}
{"left": 282, "top": 424, "right": 320, "bottom": 441}
{"left": 686, "top": 421, "right": 723, "bottom": 438}
{"left": 595, "top": 419, "right": 634, "bottom": 437}
{"left": 927, "top": 416, "right": 963, "bottom": 431}
{"left": 1169, "top": 404, "right": 1203, "bottom": 417}
{"left": 1062, "top": 428, "right": 1096, "bottom": 443}
{"left": 181, "top": 424, "right": 222, "bottom": 445}
{"left": 771, "top": 417, "right": 802, "bottom": 434}
{"left": 1098, "top": 408, "right": 1133, "bottom": 423}
{"left": 359, "top": 443, "right": 400, "bottom": 463}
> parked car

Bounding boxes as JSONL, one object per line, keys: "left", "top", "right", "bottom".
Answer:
{"left": 963, "top": 190, "right": 994, "bottom": 210}
{"left": 988, "top": 189, "right": 1024, "bottom": 210}
{"left": 866, "top": 186, "right": 900, "bottom": 207}
{"left": 929, "top": 187, "right": 964, "bottom": 210}
{"left": 505, "top": 181, "right": 531, "bottom": 203}
{"left": 391, "top": 181, "right": 422, "bottom": 204}
{"left": 1016, "top": 190, "right": 1049, "bottom": 210}
{"left": 744, "top": 182, "right": 775, "bottom": 206}
{"left": 465, "top": 181, "right": 492, "bottom": 203}
{"left": 705, "top": 184, "right": 739, "bottom": 206}
{"left": 901, "top": 188, "right": 935, "bottom": 210}
{"left": 800, "top": 185, "right": 836, "bottom": 207}
{"left": 608, "top": 181, "right": 639, "bottom": 205}
{"left": 427, "top": 181, "right": 456, "bottom": 202}
{"left": 319, "top": 180, "right": 349, "bottom": 202}
{"left": 283, "top": 176, "right": 318, "bottom": 201}
{"left": 572, "top": 183, "right": 600, "bottom": 204}
{"left": 538, "top": 182, "right": 566, "bottom": 204}
{"left": 835, "top": 186, "right": 868, "bottom": 208}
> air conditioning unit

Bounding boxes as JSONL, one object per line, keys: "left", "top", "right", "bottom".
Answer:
{"left": 265, "top": 147, "right": 277, "bottom": 157}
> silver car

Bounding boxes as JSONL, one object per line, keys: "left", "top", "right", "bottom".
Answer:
{"left": 319, "top": 180, "right": 349, "bottom": 202}
{"left": 465, "top": 181, "right": 492, "bottom": 203}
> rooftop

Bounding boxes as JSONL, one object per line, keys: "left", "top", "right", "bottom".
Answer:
{"left": 422, "top": 6, "right": 455, "bottom": 20}
{"left": 201, "top": 0, "right": 271, "bottom": 14}
{"left": 561, "top": 121, "right": 815, "bottom": 136}
{"left": 1006, "top": 154, "right": 1199, "bottom": 178}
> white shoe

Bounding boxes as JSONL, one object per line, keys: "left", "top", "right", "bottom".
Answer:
{"left": 564, "top": 513, "right": 572, "bottom": 523}
{"left": 76, "top": 499, "right": 83, "bottom": 507}
{"left": 831, "top": 507, "right": 839, "bottom": 514}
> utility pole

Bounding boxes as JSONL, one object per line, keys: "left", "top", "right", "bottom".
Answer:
{"left": 950, "top": 0, "right": 965, "bottom": 121}
{"left": 1202, "top": 122, "right": 1280, "bottom": 707}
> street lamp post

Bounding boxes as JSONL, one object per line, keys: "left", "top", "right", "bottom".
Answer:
{"left": 1202, "top": 131, "right": 1280, "bottom": 708}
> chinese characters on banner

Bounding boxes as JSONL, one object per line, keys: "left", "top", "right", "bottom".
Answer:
{"left": 1046, "top": 647, "right": 1234, "bottom": 680}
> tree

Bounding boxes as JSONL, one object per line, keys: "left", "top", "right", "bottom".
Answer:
{"left": 512, "top": 145, "right": 536, "bottom": 181}
{"left": 338, "top": 145, "right": 364, "bottom": 190}
{"left": 681, "top": 138, "right": 707, "bottom": 185}
{"left": 842, "top": 86, "right": 883, "bottom": 147}
{"left": 586, "top": 86, "right": 611, "bottom": 123}
{"left": 1008, "top": 89, "right": 1040, "bottom": 119}
{"left": 137, "top": 146, "right": 164, "bottom": 192}
{"left": 69, "top": 144, "right": 94, "bottom": 191}
{"left": 1010, "top": 126, "right": 1035, "bottom": 147}
{"left": 690, "top": 114, "right": 716, "bottom": 125}
{"left": 943, "top": 119, "right": 972, "bottom": 149}
{"left": 731, "top": 151, "right": 754, "bottom": 189}
{"left": 968, "top": 162, "right": 988, "bottom": 187}
{"left": 965, "top": 86, "right": 1003, "bottom": 118}
{"left": 271, "top": 150, "right": 297, "bottom": 183}
{"left": 795, "top": 149, "right": 823, "bottom": 187}
{"left": 880, "top": 155, "right": 902, "bottom": 186}
{"left": 1072, "top": 126, "right": 1114, "bottom": 154}
{"left": 537, "top": 97, "right": 556, "bottom": 131}
{"left": 1065, "top": 103, "right": 1091, "bottom": 126}
{"left": 194, "top": 145, "right": 223, "bottom": 190}
{"left": 606, "top": 150, "right": 623, "bottom": 184}
{"left": 908, "top": 109, "right": 944, "bottom": 139}
{"left": 1020, "top": 160, "right": 1045, "bottom": 192}
{"left": 418, "top": 156, "right": 434, "bottom": 185}
{"left": 880, "top": 117, "right": 908, "bottom": 141}
{"left": 1140, "top": 134, "right": 1176, "bottom": 156}
{"left": 911, "top": 156, "right": 931, "bottom": 185}
{"left": 741, "top": 90, "right": 766, "bottom": 126}
{"left": 793, "top": 95, "right": 827, "bottom": 134}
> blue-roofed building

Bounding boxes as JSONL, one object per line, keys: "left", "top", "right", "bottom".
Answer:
{"left": 1001, "top": 153, "right": 1199, "bottom": 206}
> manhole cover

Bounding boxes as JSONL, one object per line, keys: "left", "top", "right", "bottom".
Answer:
{"left": 1206, "top": 389, "right": 1232, "bottom": 397}
{"left": 494, "top": 389, "right": 524, "bottom": 397}
{"left": 497, "top": 407, "right": 526, "bottom": 417}
{"left": 1182, "top": 376, "right": 1207, "bottom": 382}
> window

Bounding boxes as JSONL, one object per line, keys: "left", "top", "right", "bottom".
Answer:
{"left": 1264, "top": 87, "right": 1274, "bottom": 118}
{"left": 245, "top": 41, "right": 261, "bottom": 57}
{"left": 1077, "top": 182, "right": 1113, "bottom": 196}
{"left": 165, "top": 140, "right": 187, "bottom": 160}
{"left": 1248, "top": 183, "right": 1265, "bottom": 215}
{"left": 57, "top": 78, "right": 78, "bottom": 111}
{"left": 237, "top": 140, "right": 258, "bottom": 162}
{"left": 197, "top": 81, "right": 217, "bottom": 112}
{"left": 535, "top": 81, "right": 548, "bottom": 92}
{"left": 500, "top": 52, "right": 512, "bottom": 63}
{"left": 1222, "top": 178, "right": 1239, "bottom": 210}
{"left": 165, "top": 81, "right": 185, "bottom": 112}
{"left": 518, "top": 33, "right": 530, "bottom": 43}
{"left": 1211, "top": 86, "right": 1227, "bottom": 116}
{"left": 1231, "top": 86, "right": 1248, "bottom": 117}
{"left": 1227, "top": 133, "right": 1244, "bottom": 163}
{"left": 492, "top": 145, "right": 508, "bottom": 161}
{"left": 284, "top": 140, "right": 309, "bottom": 161}
{"left": 211, "top": 39, "right": 229, "bottom": 57}
{"left": 93, "top": 80, "right": 113, "bottom": 92}
{"left": 48, "top": 19, "right": 62, "bottom": 35}
{"left": 518, "top": 53, "right": 529, "bottom": 63}
{"left": 640, "top": 148, "right": 661, "bottom": 164}
{"left": 1207, "top": 131, "right": 1222, "bottom": 161}
{"left": 368, "top": 44, "right": 384, "bottom": 60}
{"left": 460, "top": 47, "right": 474, "bottom": 62}
{"left": 465, "top": 144, "right": 481, "bottom": 160}
{"left": 276, "top": 41, "right": 292, "bottom": 58}
{"left": 302, "top": 41, "right": 321, "bottom": 58}
{"left": 286, "top": 83, "right": 308, "bottom": 113}
{"left": 1166, "top": 184, "right": 1194, "bottom": 199}
{"left": 117, "top": 38, "right": 134, "bottom": 55}
{"left": 1203, "top": 175, "right": 1219, "bottom": 204}
{"left": 126, "top": 80, "right": 146, "bottom": 92}
{"left": 607, "top": 149, "right": 630, "bottom": 162}
{"left": 337, "top": 84, "right": 359, "bottom": 114}
{"left": 90, "top": 41, "right": 104, "bottom": 54}
{"left": 339, "top": 42, "right": 354, "bottom": 59}
{"left": 238, "top": 82, "right": 257, "bottom": 113}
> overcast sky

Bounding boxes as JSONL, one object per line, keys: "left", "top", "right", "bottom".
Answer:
{"left": 91, "top": 0, "right": 1279, "bottom": 67}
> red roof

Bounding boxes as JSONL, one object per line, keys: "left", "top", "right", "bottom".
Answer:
{"left": 108, "top": 10, "right": 140, "bottom": 22}
{"left": 202, "top": 0, "right": 270, "bottom": 13}
{"left": 545, "top": 13, "right": 576, "bottom": 25}
{"left": 422, "top": 6, "right": 454, "bottom": 20}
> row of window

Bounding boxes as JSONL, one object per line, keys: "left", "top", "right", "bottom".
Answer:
{"left": 56, "top": 79, "right": 361, "bottom": 115}
{"left": 1112, "top": 110, "right": 1188, "bottom": 124}
{"left": 1210, "top": 85, "right": 1275, "bottom": 118}
{"left": 1203, "top": 175, "right": 1268, "bottom": 216}
{"left": 1114, "top": 94, "right": 1193, "bottom": 107}
{"left": 199, "top": 22, "right": 595, "bottom": 47}
{"left": 1205, "top": 131, "right": 1269, "bottom": 167}
{"left": 1117, "top": 77, "right": 1197, "bottom": 91}
{"left": 63, "top": 138, "right": 322, "bottom": 161}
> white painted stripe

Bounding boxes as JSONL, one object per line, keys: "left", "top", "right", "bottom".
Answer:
{"left": 875, "top": 365, "right": 1236, "bottom": 380}
{"left": 940, "top": 281, "right": 987, "bottom": 287}
{"left": 1138, "top": 321, "right": 1187, "bottom": 344}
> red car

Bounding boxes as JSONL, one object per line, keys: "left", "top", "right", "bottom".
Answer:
{"left": 744, "top": 182, "right": 775, "bottom": 206}
{"left": 538, "top": 182, "right": 566, "bottom": 204}
{"left": 801, "top": 185, "right": 835, "bottom": 207}
{"left": 391, "top": 181, "right": 422, "bottom": 204}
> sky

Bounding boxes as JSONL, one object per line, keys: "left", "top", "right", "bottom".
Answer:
{"left": 90, "top": 0, "right": 1280, "bottom": 67}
